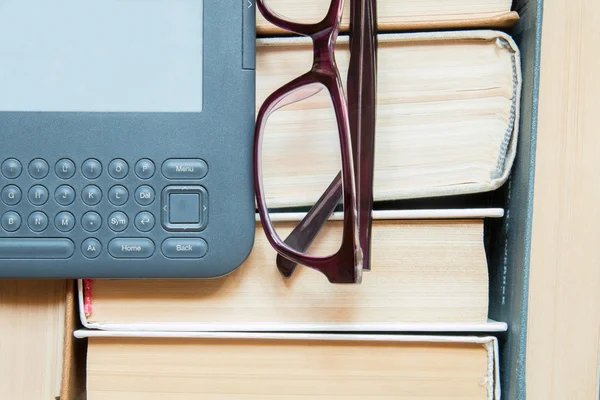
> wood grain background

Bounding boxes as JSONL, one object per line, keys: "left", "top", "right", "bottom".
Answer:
{"left": 527, "top": 0, "right": 600, "bottom": 398}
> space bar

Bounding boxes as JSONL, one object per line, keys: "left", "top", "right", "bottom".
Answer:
{"left": 0, "top": 238, "right": 75, "bottom": 259}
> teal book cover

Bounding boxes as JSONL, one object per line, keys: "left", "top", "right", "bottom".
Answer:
{"left": 488, "top": 0, "right": 543, "bottom": 398}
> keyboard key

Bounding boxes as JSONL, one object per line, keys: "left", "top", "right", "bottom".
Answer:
{"left": 82, "top": 185, "right": 102, "bottom": 206}
{"left": 169, "top": 194, "right": 200, "bottom": 224}
{"left": 0, "top": 238, "right": 74, "bottom": 259}
{"left": 28, "top": 159, "right": 49, "bottom": 179}
{"left": 162, "top": 159, "right": 208, "bottom": 180}
{"left": 28, "top": 185, "right": 49, "bottom": 206}
{"left": 161, "top": 186, "right": 208, "bottom": 232}
{"left": 55, "top": 159, "right": 76, "bottom": 179}
{"left": 135, "top": 159, "right": 155, "bottom": 179}
{"left": 134, "top": 211, "right": 155, "bottom": 232}
{"left": 82, "top": 211, "right": 102, "bottom": 233}
{"left": 108, "top": 211, "right": 129, "bottom": 232}
{"left": 135, "top": 185, "right": 155, "bottom": 206}
{"left": 82, "top": 159, "right": 102, "bottom": 179}
{"left": 161, "top": 238, "right": 208, "bottom": 259}
{"left": 109, "top": 159, "right": 129, "bottom": 179}
{"left": 109, "top": 185, "right": 129, "bottom": 206}
{"left": 108, "top": 238, "right": 155, "bottom": 259}
{"left": 55, "top": 212, "right": 75, "bottom": 232}
{"left": 28, "top": 211, "right": 49, "bottom": 232}
{"left": 2, "top": 158, "right": 22, "bottom": 179}
{"left": 1, "top": 211, "right": 21, "bottom": 232}
{"left": 1, "top": 185, "right": 21, "bottom": 206}
{"left": 55, "top": 185, "right": 76, "bottom": 206}
{"left": 108, "top": 185, "right": 128, "bottom": 206}
{"left": 82, "top": 238, "right": 102, "bottom": 259}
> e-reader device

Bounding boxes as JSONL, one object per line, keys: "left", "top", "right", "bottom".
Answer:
{"left": 0, "top": 0, "right": 256, "bottom": 278}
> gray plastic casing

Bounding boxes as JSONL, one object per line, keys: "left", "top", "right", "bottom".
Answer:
{"left": 0, "top": 0, "right": 257, "bottom": 278}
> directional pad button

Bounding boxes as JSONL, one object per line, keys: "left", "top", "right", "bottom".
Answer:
{"left": 161, "top": 186, "right": 208, "bottom": 232}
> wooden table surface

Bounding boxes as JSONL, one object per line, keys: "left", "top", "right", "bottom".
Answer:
{"left": 527, "top": 0, "right": 600, "bottom": 398}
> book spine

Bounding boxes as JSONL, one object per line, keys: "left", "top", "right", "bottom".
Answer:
{"left": 83, "top": 279, "right": 93, "bottom": 317}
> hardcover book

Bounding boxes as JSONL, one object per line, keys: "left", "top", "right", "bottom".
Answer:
{"left": 257, "top": 31, "right": 521, "bottom": 206}
{"left": 76, "top": 332, "right": 501, "bottom": 400}
{"left": 256, "top": 0, "right": 519, "bottom": 35}
{"left": 0, "top": 280, "right": 84, "bottom": 400}
{"left": 78, "top": 209, "right": 507, "bottom": 333}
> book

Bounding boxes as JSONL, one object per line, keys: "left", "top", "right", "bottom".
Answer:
{"left": 78, "top": 209, "right": 507, "bottom": 332}
{"left": 484, "top": 0, "right": 542, "bottom": 396}
{"left": 256, "top": 0, "right": 519, "bottom": 35}
{"left": 257, "top": 31, "right": 522, "bottom": 208}
{"left": 0, "top": 279, "right": 85, "bottom": 400}
{"left": 80, "top": 332, "right": 500, "bottom": 400}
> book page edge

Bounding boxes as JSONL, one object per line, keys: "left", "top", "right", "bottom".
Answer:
{"left": 79, "top": 331, "right": 500, "bottom": 398}
{"left": 257, "top": 30, "right": 522, "bottom": 202}
{"left": 266, "top": 208, "right": 504, "bottom": 222}
{"left": 73, "top": 311, "right": 508, "bottom": 334}
{"left": 256, "top": 11, "right": 520, "bottom": 36}
{"left": 74, "top": 329, "right": 498, "bottom": 344}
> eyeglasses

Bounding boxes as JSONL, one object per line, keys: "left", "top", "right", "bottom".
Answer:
{"left": 253, "top": 0, "right": 377, "bottom": 284}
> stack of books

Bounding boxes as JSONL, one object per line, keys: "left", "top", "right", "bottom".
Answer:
{"left": 1, "top": 0, "right": 543, "bottom": 398}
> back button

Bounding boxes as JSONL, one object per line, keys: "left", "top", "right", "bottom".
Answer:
{"left": 161, "top": 238, "right": 208, "bottom": 259}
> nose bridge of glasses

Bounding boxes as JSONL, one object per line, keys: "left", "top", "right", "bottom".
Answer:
{"left": 311, "top": 34, "right": 340, "bottom": 77}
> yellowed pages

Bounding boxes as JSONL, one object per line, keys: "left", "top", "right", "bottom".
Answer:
{"left": 85, "top": 219, "right": 488, "bottom": 327}
{"left": 257, "top": 32, "right": 520, "bottom": 207}
{"left": 256, "top": 0, "right": 517, "bottom": 35}
{"left": 87, "top": 336, "right": 492, "bottom": 399}
{"left": 0, "top": 280, "right": 67, "bottom": 400}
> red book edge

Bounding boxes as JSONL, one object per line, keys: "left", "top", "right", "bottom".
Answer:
{"left": 83, "top": 279, "right": 93, "bottom": 317}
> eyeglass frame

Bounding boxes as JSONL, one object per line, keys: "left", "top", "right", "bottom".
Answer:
{"left": 253, "top": 0, "right": 377, "bottom": 284}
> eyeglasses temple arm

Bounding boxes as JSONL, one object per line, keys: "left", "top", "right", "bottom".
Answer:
{"left": 347, "top": 0, "right": 377, "bottom": 271}
{"left": 276, "top": 172, "right": 342, "bottom": 278}
{"left": 277, "top": 0, "right": 377, "bottom": 277}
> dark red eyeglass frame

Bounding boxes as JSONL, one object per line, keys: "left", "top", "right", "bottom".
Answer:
{"left": 253, "top": 0, "right": 377, "bottom": 284}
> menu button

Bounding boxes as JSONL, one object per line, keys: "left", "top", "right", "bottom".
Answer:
{"left": 162, "top": 159, "right": 208, "bottom": 180}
